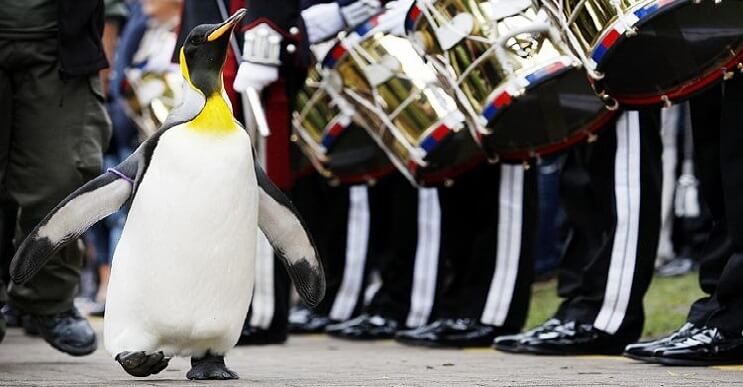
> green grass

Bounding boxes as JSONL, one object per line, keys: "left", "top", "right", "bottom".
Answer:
{"left": 525, "top": 272, "right": 705, "bottom": 339}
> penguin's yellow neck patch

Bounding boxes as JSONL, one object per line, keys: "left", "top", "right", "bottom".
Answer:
{"left": 180, "top": 49, "right": 238, "bottom": 134}
{"left": 180, "top": 49, "right": 191, "bottom": 84}
{"left": 188, "top": 94, "right": 239, "bottom": 134}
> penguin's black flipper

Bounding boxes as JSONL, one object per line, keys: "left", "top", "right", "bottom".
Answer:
{"left": 255, "top": 164, "right": 326, "bottom": 308}
{"left": 9, "top": 163, "right": 137, "bottom": 285}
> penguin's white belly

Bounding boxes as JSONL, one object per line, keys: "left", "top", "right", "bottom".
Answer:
{"left": 104, "top": 126, "right": 257, "bottom": 357}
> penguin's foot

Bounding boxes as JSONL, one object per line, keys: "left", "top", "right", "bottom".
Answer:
{"left": 115, "top": 351, "right": 170, "bottom": 377}
{"left": 187, "top": 353, "right": 239, "bottom": 380}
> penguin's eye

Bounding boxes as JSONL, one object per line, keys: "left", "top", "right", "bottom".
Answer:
{"left": 190, "top": 35, "right": 204, "bottom": 45}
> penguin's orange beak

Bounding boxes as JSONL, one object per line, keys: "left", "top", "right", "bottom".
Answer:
{"left": 207, "top": 8, "right": 247, "bottom": 42}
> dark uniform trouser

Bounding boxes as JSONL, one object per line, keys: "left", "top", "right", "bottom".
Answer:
{"left": 429, "top": 163, "right": 537, "bottom": 331}
{"left": 555, "top": 109, "right": 662, "bottom": 341}
{"left": 291, "top": 173, "right": 355, "bottom": 318}
{"left": 295, "top": 173, "right": 417, "bottom": 324}
{"left": 688, "top": 77, "right": 743, "bottom": 333}
{"left": 364, "top": 173, "right": 419, "bottom": 325}
{"left": 0, "top": 38, "right": 110, "bottom": 315}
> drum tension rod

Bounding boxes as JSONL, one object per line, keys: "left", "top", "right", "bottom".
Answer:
{"left": 661, "top": 95, "right": 672, "bottom": 109}
{"left": 723, "top": 70, "right": 734, "bottom": 81}
{"left": 585, "top": 131, "right": 598, "bottom": 143}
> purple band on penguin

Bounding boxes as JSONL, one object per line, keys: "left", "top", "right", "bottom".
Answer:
{"left": 107, "top": 168, "right": 135, "bottom": 185}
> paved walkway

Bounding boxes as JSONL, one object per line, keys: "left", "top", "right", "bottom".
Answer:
{"left": 1, "top": 319, "right": 741, "bottom": 386}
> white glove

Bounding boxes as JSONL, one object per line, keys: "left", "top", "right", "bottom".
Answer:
{"left": 301, "top": 3, "right": 345, "bottom": 44}
{"left": 340, "top": 0, "right": 382, "bottom": 27}
{"left": 233, "top": 61, "right": 280, "bottom": 93}
{"left": 376, "top": 0, "right": 414, "bottom": 37}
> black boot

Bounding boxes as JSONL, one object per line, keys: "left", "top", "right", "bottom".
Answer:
{"left": 0, "top": 310, "right": 5, "bottom": 344}
{"left": 1, "top": 304, "right": 21, "bottom": 327}
{"left": 31, "top": 307, "right": 97, "bottom": 356}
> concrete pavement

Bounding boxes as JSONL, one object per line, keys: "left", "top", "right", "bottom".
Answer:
{"left": 0, "top": 318, "right": 741, "bottom": 386}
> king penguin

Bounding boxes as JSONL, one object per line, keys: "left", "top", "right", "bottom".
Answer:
{"left": 9, "top": 9, "right": 325, "bottom": 380}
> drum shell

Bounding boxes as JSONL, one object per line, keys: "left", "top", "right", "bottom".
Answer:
{"left": 408, "top": 0, "right": 611, "bottom": 160}
{"left": 472, "top": 65, "right": 614, "bottom": 161}
{"left": 546, "top": 0, "right": 743, "bottom": 106}
{"left": 293, "top": 68, "right": 394, "bottom": 185}
{"left": 324, "top": 26, "right": 485, "bottom": 186}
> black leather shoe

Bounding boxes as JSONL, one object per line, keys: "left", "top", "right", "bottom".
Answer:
{"left": 623, "top": 322, "right": 699, "bottom": 362}
{"left": 325, "top": 314, "right": 398, "bottom": 340}
{"left": 396, "top": 318, "right": 517, "bottom": 348}
{"left": 288, "top": 307, "right": 333, "bottom": 334}
{"left": 31, "top": 307, "right": 97, "bottom": 356}
{"left": 653, "top": 327, "right": 743, "bottom": 366}
{"left": 493, "top": 318, "right": 562, "bottom": 353}
{"left": 236, "top": 325, "right": 287, "bottom": 345}
{"left": 518, "top": 321, "right": 630, "bottom": 355}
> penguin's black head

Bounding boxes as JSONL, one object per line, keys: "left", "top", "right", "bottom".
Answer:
{"left": 180, "top": 8, "right": 246, "bottom": 97}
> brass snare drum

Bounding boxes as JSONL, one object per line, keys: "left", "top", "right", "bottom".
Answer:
{"left": 323, "top": 16, "right": 484, "bottom": 185}
{"left": 407, "top": 0, "right": 612, "bottom": 161}
{"left": 293, "top": 67, "right": 394, "bottom": 184}
{"left": 541, "top": 0, "right": 743, "bottom": 107}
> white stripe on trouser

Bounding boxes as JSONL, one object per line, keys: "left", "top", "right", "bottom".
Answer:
{"left": 250, "top": 134, "right": 274, "bottom": 329}
{"left": 481, "top": 165, "right": 524, "bottom": 326}
{"left": 250, "top": 231, "right": 275, "bottom": 329}
{"left": 329, "top": 185, "right": 371, "bottom": 321}
{"left": 657, "top": 105, "right": 680, "bottom": 262}
{"left": 594, "top": 111, "right": 641, "bottom": 334}
{"left": 406, "top": 188, "right": 441, "bottom": 328}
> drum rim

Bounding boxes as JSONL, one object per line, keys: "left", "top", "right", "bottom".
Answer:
{"left": 605, "top": 49, "right": 743, "bottom": 107}
{"left": 485, "top": 109, "right": 617, "bottom": 161}
{"left": 587, "top": 0, "right": 688, "bottom": 67}
{"left": 321, "top": 14, "right": 383, "bottom": 69}
{"left": 412, "top": 154, "right": 486, "bottom": 186}
{"left": 586, "top": 0, "right": 743, "bottom": 105}
{"left": 479, "top": 58, "right": 576, "bottom": 124}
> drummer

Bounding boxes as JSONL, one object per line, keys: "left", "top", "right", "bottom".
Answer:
{"left": 492, "top": 107, "right": 663, "bottom": 355}
{"left": 292, "top": 2, "right": 448, "bottom": 340}
{"left": 624, "top": 73, "right": 743, "bottom": 366}
{"left": 304, "top": 0, "right": 451, "bottom": 340}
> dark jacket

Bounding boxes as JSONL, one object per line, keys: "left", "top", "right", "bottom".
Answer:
{"left": 58, "top": 0, "right": 108, "bottom": 78}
